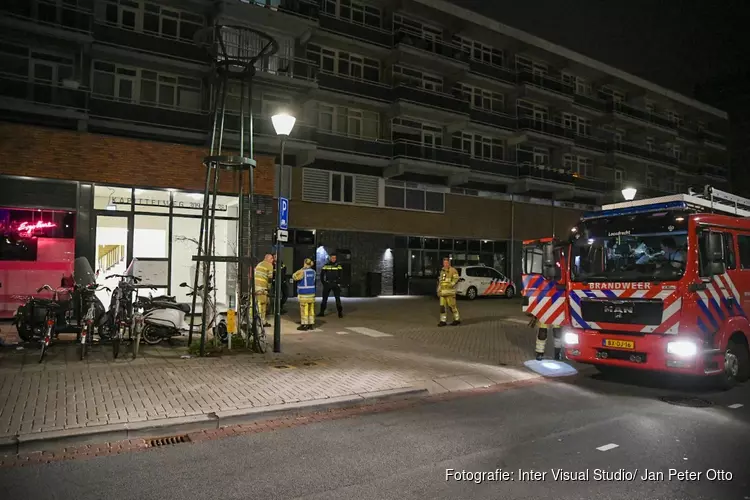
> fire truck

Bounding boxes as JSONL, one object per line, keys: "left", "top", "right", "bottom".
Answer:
{"left": 539, "top": 186, "right": 750, "bottom": 387}
{"left": 521, "top": 237, "right": 568, "bottom": 328}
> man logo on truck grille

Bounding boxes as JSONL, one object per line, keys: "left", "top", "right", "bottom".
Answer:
{"left": 603, "top": 304, "right": 634, "bottom": 318}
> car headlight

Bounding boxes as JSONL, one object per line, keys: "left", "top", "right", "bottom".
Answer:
{"left": 563, "top": 331, "right": 579, "bottom": 345}
{"left": 667, "top": 341, "right": 697, "bottom": 357}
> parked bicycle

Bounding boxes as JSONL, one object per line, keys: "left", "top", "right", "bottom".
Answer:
{"left": 36, "top": 284, "right": 68, "bottom": 363}
{"left": 176, "top": 279, "right": 227, "bottom": 345}
{"left": 77, "top": 282, "right": 110, "bottom": 360}
{"left": 104, "top": 273, "right": 141, "bottom": 359}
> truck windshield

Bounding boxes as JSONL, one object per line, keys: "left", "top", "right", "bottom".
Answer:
{"left": 570, "top": 210, "right": 689, "bottom": 282}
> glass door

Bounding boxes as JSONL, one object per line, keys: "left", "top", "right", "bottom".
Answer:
{"left": 94, "top": 214, "right": 132, "bottom": 307}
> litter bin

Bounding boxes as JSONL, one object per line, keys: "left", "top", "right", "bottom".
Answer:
{"left": 365, "top": 272, "right": 382, "bottom": 297}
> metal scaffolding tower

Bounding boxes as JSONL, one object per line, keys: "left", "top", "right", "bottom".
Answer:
{"left": 189, "top": 23, "right": 279, "bottom": 356}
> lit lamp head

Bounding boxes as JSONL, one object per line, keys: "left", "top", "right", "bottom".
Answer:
{"left": 621, "top": 187, "right": 637, "bottom": 201}
{"left": 271, "top": 112, "right": 296, "bottom": 137}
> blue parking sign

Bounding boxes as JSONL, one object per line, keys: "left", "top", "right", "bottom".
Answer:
{"left": 278, "top": 197, "right": 289, "bottom": 230}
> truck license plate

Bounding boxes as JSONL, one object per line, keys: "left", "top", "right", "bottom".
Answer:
{"left": 602, "top": 339, "right": 635, "bottom": 350}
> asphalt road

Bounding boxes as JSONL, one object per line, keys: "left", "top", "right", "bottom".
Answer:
{"left": 2, "top": 371, "right": 749, "bottom": 500}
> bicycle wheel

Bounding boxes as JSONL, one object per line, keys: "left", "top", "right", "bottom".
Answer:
{"left": 131, "top": 324, "right": 141, "bottom": 359}
{"left": 113, "top": 324, "right": 122, "bottom": 359}
{"left": 39, "top": 327, "right": 51, "bottom": 363}
{"left": 252, "top": 313, "right": 267, "bottom": 354}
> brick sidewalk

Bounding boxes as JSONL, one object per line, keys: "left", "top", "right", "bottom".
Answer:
{"left": 0, "top": 300, "right": 539, "bottom": 445}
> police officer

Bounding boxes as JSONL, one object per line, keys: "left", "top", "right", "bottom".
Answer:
{"left": 533, "top": 318, "right": 563, "bottom": 361}
{"left": 437, "top": 257, "right": 460, "bottom": 326}
{"left": 318, "top": 253, "right": 343, "bottom": 318}
{"left": 253, "top": 253, "right": 275, "bottom": 327}
{"left": 293, "top": 258, "right": 316, "bottom": 331}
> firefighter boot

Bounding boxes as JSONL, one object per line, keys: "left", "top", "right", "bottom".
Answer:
{"left": 553, "top": 328, "right": 563, "bottom": 360}
{"left": 535, "top": 326, "right": 548, "bottom": 361}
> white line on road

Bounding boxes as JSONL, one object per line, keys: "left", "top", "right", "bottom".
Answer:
{"left": 346, "top": 327, "right": 393, "bottom": 338}
{"left": 505, "top": 318, "right": 530, "bottom": 325}
{"left": 596, "top": 443, "right": 619, "bottom": 452}
{"left": 728, "top": 403, "right": 744, "bottom": 409}
{"left": 336, "top": 331, "right": 349, "bottom": 335}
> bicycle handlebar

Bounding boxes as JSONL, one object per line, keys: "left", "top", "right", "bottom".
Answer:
{"left": 36, "top": 285, "right": 54, "bottom": 293}
{"left": 105, "top": 274, "right": 142, "bottom": 283}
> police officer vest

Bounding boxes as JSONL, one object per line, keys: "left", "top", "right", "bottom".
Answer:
{"left": 297, "top": 268, "right": 316, "bottom": 296}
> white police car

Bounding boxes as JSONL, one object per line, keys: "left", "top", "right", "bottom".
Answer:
{"left": 455, "top": 265, "right": 516, "bottom": 300}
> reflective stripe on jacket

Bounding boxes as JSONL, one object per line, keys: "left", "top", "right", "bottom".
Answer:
{"left": 254, "top": 261, "right": 274, "bottom": 292}
{"left": 294, "top": 267, "right": 316, "bottom": 296}
{"left": 321, "top": 262, "right": 343, "bottom": 285}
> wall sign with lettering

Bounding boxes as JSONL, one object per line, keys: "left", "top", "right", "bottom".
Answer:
{"left": 112, "top": 197, "right": 228, "bottom": 211}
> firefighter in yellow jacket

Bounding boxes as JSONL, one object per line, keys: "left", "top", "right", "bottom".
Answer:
{"left": 293, "top": 258, "right": 317, "bottom": 331}
{"left": 437, "top": 257, "right": 461, "bottom": 326}
{"left": 253, "top": 253, "right": 275, "bottom": 327}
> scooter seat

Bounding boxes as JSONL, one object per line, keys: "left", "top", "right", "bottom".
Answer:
{"left": 152, "top": 300, "right": 190, "bottom": 314}
{"left": 152, "top": 295, "right": 175, "bottom": 302}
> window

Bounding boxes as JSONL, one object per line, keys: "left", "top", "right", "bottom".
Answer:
{"left": 330, "top": 173, "right": 354, "bottom": 203}
{"left": 515, "top": 55, "right": 547, "bottom": 75}
{"left": 453, "top": 35, "right": 504, "bottom": 66}
{"left": 724, "top": 233, "right": 737, "bottom": 270}
{"left": 307, "top": 44, "right": 380, "bottom": 82}
{"left": 563, "top": 155, "right": 593, "bottom": 177}
{"left": 646, "top": 172, "right": 655, "bottom": 188}
{"left": 451, "top": 132, "right": 504, "bottom": 160}
{"left": 671, "top": 144, "right": 682, "bottom": 160}
{"left": 455, "top": 84, "right": 504, "bottom": 112}
{"left": 701, "top": 232, "right": 737, "bottom": 276}
{"left": 92, "top": 61, "right": 202, "bottom": 110}
{"left": 393, "top": 13, "right": 442, "bottom": 40}
{"left": 100, "top": 1, "right": 204, "bottom": 42}
{"left": 666, "top": 110, "right": 681, "bottom": 125}
{"left": 317, "top": 103, "right": 379, "bottom": 139}
{"left": 562, "top": 73, "right": 591, "bottom": 95}
{"left": 383, "top": 182, "right": 444, "bottom": 213}
{"left": 533, "top": 149, "right": 549, "bottom": 166}
{"left": 323, "top": 0, "right": 382, "bottom": 28}
{"left": 645, "top": 137, "right": 655, "bottom": 152}
{"left": 738, "top": 235, "right": 750, "bottom": 270}
{"left": 600, "top": 87, "right": 625, "bottom": 103}
{"left": 614, "top": 169, "right": 624, "bottom": 185}
{"left": 517, "top": 99, "right": 548, "bottom": 122}
{"left": 392, "top": 65, "right": 443, "bottom": 92}
{"left": 562, "top": 113, "right": 591, "bottom": 136}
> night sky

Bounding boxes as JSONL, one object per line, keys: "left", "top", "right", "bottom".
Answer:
{"left": 452, "top": 0, "right": 750, "bottom": 99}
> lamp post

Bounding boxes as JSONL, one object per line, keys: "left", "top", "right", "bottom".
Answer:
{"left": 621, "top": 187, "right": 637, "bottom": 201}
{"left": 271, "top": 112, "right": 296, "bottom": 353}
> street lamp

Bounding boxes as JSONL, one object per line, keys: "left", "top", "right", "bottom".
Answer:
{"left": 621, "top": 187, "right": 637, "bottom": 201}
{"left": 271, "top": 112, "right": 296, "bottom": 353}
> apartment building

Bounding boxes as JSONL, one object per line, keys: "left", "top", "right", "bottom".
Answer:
{"left": 0, "top": 0, "right": 730, "bottom": 304}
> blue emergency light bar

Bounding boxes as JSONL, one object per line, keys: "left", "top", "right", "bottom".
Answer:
{"left": 581, "top": 201, "right": 688, "bottom": 220}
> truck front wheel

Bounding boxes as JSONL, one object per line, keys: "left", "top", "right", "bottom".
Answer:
{"left": 718, "top": 337, "right": 749, "bottom": 389}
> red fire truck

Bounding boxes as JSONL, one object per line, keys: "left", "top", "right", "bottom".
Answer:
{"left": 545, "top": 186, "right": 750, "bottom": 387}
{"left": 521, "top": 237, "right": 568, "bottom": 328}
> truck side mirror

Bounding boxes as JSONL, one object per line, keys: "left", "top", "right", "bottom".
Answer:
{"left": 705, "top": 231, "right": 726, "bottom": 276}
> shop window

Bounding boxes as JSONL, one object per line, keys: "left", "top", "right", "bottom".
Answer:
{"left": 0, "top": 209, "right": 75, "bottom": 261}
{"left": 94, "top": 185, "right": 133, "bottom": 211}
{"left": 134, "top": 215, "right": 168, "bottom": 258}
{"left": 172, "top": 192, "right": 239, "bottom": 217}
{"left": 439, "top": 239, "right": 452, "bottom": 250}
{"left": 408, "top": 237, "right": 422, "bottom": 249}
{"left": 454, "top": 240, "right": 467, "bottom": 251}
{"left": 423, "top": 238, "right": 438, "bottom": 250}
{"left": 394, "top": 235, "right": 408, "bottom": 249}
{"left": 133, "top": 188, "right": 170, "bottom": 214}
{"left": 468, "top": 240, "right": 481, "bottom": 252}
{"left": 480, "top": 240, "right": 494, "bottom": 253}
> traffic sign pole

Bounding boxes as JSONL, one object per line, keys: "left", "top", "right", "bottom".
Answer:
{"left": 273, "top": 141, "right": 288, "bottom": 353}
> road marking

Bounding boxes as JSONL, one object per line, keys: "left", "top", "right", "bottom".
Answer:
{"left": 346, "top": 327, "right": 393, "bottom": 338}
{"left": 728, "top": 403, "right": 744, "bottom": 409}
{"left": 596, "top": 443, "right": 619, "bottom": 452}
{"left": 336, "top": 331, "right": 349, "bottom": 335}
{"left": 505, "top": 318, "right": 530, "bottom": 325}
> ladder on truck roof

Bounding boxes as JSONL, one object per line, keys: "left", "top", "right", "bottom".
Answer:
{"left": 597, "top": 185, "right": 750, "bottom": 219}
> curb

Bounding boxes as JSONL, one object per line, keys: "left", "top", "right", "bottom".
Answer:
{"left": 0, "top": 387, "right": 427, "bottom": 456}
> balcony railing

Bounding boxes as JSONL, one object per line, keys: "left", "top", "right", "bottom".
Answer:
{"left": 467, "top": 59, "right": 516, "bottom": 85}
{"left": 392, "top": 84, "right": 470, "bottom": 114}
{"left": 469, "top": 108, "right": 516, "bottom": 130}
{"left": 607, "top": 101, "right": 677, "bottom": 129}
{"left": 609, "top": 140, "right": 678, "bottom": 166}
{"left": 317, "top": 71, "right": 391, "bottom": 101}
{"left": 393, "top": 30, "right": 470, "bottom": 65}
{"left": 517, "top": 163, "right": 607, "bottom": 191}
{"left": 393, "top": 140, "right": 470, "bottom": 167}
{"left": 0, "top": 73, "right": 88, "bottom": 111}
{"left": 315, "top": 131, "right": 392, "bottom": 157}
{"left": 256, "top": 56, "right": 317, "bottom": 82}
{"left": 318, "top": 13, "right": 392, "bottom": 47}
{"left": 89, "top": 95, "right": 208, "bottom": 131}
{"left": 251, "top": 117, "right": 315, "bottom": 141}
{"left": 249, "top": 0, "right": 319, "bottom": 20}
{"left": 699, "top": 129, "right": 728, "bottom": 147}
{"left": 518, "top": 117, "right": 576, "bottom": 140}
{"left": 93, "top": 23, "right": 208, "bottom": 62}
{"left": 574, "top": 134, "right": 607, "bottom": 152}
{"left": 573, "top": 93, "right": 606, "bottom": 112}
{"left": 0, "top": 0, "right": 93, "bottom": 33}
{"left": 469, "top": 157, "right": 517, "bottom": 176}
{"left": 518, "top": 71, "right": 574, "bottom": 98}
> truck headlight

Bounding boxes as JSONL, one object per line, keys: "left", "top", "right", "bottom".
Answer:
{"left": 563, "top": 331, "right": 579, "bottom": 345}
{"left": 667, "top": 341, "right": 697, "bottom": 357}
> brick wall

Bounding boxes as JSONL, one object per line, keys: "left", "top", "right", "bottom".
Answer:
{"left": 289, "top": 168, "right": 583, "bottom": 241}
{"left": 0, "top": 123, "right": 276, "bottom": 196}
{"left": 316, "top": 230, "right": 395, "bottom": 296}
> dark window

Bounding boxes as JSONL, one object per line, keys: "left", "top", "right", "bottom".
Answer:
{"left": 494, "top": 241, "right": 507, "bottom": 254}
{"left": 405, "top": 189, "right": 424, "bottom": 210}
{"left": 724, "top": 233, "right": 737, "bottom": 270}
{"left": 738, "top": 235, "right": 750, "bottom": 270}
{"left": 408, "top": 237, "right": 422, "bottom": 249}
{"left": 143, "top": 13, "right": 159, "bottom": 32}
{"left": 454, "top": 240, "right": 467, "bottom": 251}
{"left": 343, "top": 175, "right": 354, "bottom": 203}
{"left": 465, "top": 267, "right": 481, "bottom": 277}
{"left": 394, "top": 235, "right": 408, "bottom": 249}
{"left": 295, "top": 230, "right": 315, "bottom": 245}
{"left": 481, "top": 240, "right": 494, "bottom": 253}
{"left": 424, "top": 238, "right": 438, "bottom": 250}
{"left": 425, "top": 191, "right": 444, "bottom": 212}
{"left": 331, "top": 174, "right": 342, "bottom": 202}
{"left": 439, "top": 239, "right": 452, "bottom": 250}
{"left": 384, "top": 186, "right": 404, "bottom": 208}
{"left": 468, "top": 240, "right": 481, "bottom": 252}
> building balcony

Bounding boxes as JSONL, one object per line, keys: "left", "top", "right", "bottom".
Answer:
{"left": 467, "top": 59, "right": 516, "bottom": 86}
{"left": 573, "top": 134, "right": 607, "bottom": 153}
{"left": 518, "top": 71, "right": 574, "bottom": 99}
{"left": 676, "top": 125, "right": 701, "bottom": 143}
{"left": 573, "top": 93, "right": 606, "bottom": 113}
{"left": 469, "top": 108, "right": 516, "bottom": 131}
{"left": 93, "top": 23, "right": 208, "bottom": 63}
{"left": 315, "top": 131, "right": 392, "bottom": 158}
{"left": 515, "top": 163, "right": 608, "bottom": 195}
{"left": 699, "top": 129, "right": 728, "bottom": 148}
{"left": 609, "top": 140, "right": 678, "bottom": 167}
{"left": 316, "top": 72, "right": 391, "bottom": 102}
{"left": 0, "top": 73, "right": 88, "bottom": 127}
{"left": 469, "top": 157, "right": 517, "bottom": 177}
{"left": 702, "top": 163, "right": 729, "bottom": 180}
{"left": 89, "top": 95, "right": 209, "bottom": 131}
{"left": 318, "top": 13, "right": 392, "bottom": 48}
{"left": 0, "top": 0, "right": 93, "bottom": 38}
{"left": 391, "top": 84, "right": 470, "bottom": 123}
{"left": 392, "top": 140, "right": 470, "bottom": 167}
{"left": 253, "top": 57, "right": 317, "bottom": 87}
{"left": 607, "top": 101, "right": 677, "bottom": 131}
{"left": 517, "top": 117, "right": 576, "bottom": 144}
{"left": 216, "top": 0, "right": 318, "bottom": 37}
{"left": 392, "top": 30, "right": 470, "bottom": 70}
